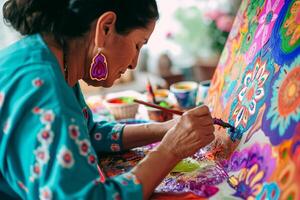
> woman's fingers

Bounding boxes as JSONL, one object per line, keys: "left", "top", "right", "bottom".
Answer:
{"left": 185, "top": 105, "right": 211, "bottom": 117}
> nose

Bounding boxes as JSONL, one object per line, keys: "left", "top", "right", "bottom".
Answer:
{"left": 128, "top": 54, "right": 139, "bottom": 70}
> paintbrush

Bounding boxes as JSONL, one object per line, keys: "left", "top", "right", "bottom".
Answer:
{"left": 146, "top": 78, "right": 157, "bottom": 104}
{"left": 133, "top": 99, "right": 236, "bottom": 132}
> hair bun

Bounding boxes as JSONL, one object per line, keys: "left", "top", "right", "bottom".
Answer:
{"left": 3, "top": 0, "right": 72, "bottom": 36}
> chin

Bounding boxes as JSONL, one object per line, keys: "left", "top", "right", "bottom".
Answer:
{"left": 82, "top": 77, "right": 117, "bottom": 88}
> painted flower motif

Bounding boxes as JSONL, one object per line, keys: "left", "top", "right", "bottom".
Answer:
{"left": 82, "top": 107, "right": 89, "bottom": 119}
{"left": 240, "top": 21, "right": 258, "bottom": 54}
{"left": 228, "top": 143, "right": 276, "bottom": 180}
{"left": 283, "top": 1, "right": 300, "bottom": 46}
{"left": 39, "top": 187, "right": 52, "bottom": 200}
{"left": 256, "top": 182, "right": 280, "bottom": 200}
{"left": 34, "top": 147, "right": 50, "bottom": 164}
{"left": 230, "top": 57, "right": 270, "bottom": 131}
{"left": 264, "top": 141, "right": 298, "bottom": 199}
{"left": 0, "top": 92, "right": 4, "bottom": 107}
{"left": 269, "top": 0, "right": 300, "bottom": 60}
{"left": 245, "top": 42, "right": 257, "bottom": 65}
{"left": 69, "top": 125, "right": 80, "bottom": 140}
{"left": 111, "top": 132, "right": 119, "bottom": 141}
{"left": 37, "top": 129, "right": 54, "bottom": 145}
{"left": 262, "top": 58, "right": 300, "bottom": 145}
{"left": 110, "top": 143, "right": 120, "bottom": 152}
{"left": 40, "top": 110, "right": 55, "bottom": 124}
{"left": 245, "top": 0, "right": 283, "bottom": 65}
{"left": 78, "top": 139, "right": 90, "bottom": 156}
{"left": 270, "top": 140, "right": 299, "bottom": 200}
{"left": 94, "top": 132, "right": 102, "bottom": 141}
{"left": 57, "top": 147, "right": 74, "bottom": 168}
{"left": 246, "top": 0, "right": 266, "bottom": 22}
{"left": 228, "top": 164, "right": 264, "bottom": 199}
{"left": 255, "top": 0, "right": 281, "bottom": 46}
{"left": 32, "top": 78, "right": 44, "bottom": 87}
{"left": 228, "top": 0, "right": 248, "bottom": 40}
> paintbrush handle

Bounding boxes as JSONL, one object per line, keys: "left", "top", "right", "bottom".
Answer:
{"left": 133, "top": 99, "right": 184, "bottom": 115}
{"left": 133, "top": 99, "right": 235, "bottom": 130}
{"left": 146, "top": 78, "right": 157, "bottom": 104}
{"left": 213, "top": 118, "right": 235, "bottom": 130}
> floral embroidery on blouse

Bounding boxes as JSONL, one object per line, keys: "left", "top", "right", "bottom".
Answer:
{"left": 34, "top": 146, "right": 50, "bottom": 164}
{"left": 77, "top": 139, "right": 91, "bottom": 156}
{"left": 82, "top": 107, "right": 89, "bottom": 120}
{"left": 57, "top": 146, "right": 74, "bottom": 168}
{"left": 69, "top": 125, "right": 80, "bottom": 140}
{"left": 17, "top": 181, "right": 29, "bottom": 193}
{"left": 37, "top": 129, "right": 54, "bottom": 145}
{"left": 40, "top": 110, "right": 55, "bottom": 124}
{"left": 3, "top": 118, "right": 10, "bottom": 134}
{"left": 30, "top": 163, "right": 42, "bottom": 180}
{"left": 111, "top": 124, "right": 124, "bottom": 134}
{"left": 69, "top": 123, "right": 98, "bottom": 167}
{"left": 39, "top": 187, "right": 52, "bottom": 200}
{"left": 32, "top": 106, "right": 42, "bottom": 114}
{"left": 111, "top": 143, "right": 121, "bottom": 152}
{"left": 0, "top": 92, "right": 4, "bottom": 107}
{"left": 111, "top": 132, "right": 120, "bottom": 141}
{"left": 113, "top": 192, "right": 121, "bottom": 200}
{"left": 30, "top": 109, "right": 55, "bottom": 182}
{"left": 94, "top": 132, "right": 102, "bottom": 141}
{"left": 32, "top": 78, "right": 44, "bottom": 87}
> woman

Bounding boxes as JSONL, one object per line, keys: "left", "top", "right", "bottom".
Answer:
{"left": 0, "top": 0, "right": 215, "bottom": 199}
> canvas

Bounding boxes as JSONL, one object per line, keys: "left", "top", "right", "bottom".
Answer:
{"left": 96, "top": 0, "right": 300, "bottom": 199}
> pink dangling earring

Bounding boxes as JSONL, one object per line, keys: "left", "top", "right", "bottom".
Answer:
{"left": 90, "top": 49, "right": 108, "bottom": 81}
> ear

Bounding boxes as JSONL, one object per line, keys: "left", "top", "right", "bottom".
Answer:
{"left": 95, "top": 11, "right": 117, "bottom": 47}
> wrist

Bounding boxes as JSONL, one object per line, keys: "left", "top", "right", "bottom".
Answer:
{"left": 155, "top": 143, "right": 181, "bottom": 164}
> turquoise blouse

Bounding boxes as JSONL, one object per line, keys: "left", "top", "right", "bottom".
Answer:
{"left": 0, "top": 34, "right": 142, "bottom": 200}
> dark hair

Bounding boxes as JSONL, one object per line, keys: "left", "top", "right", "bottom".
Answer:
{"left": 3, "top": 0, "right": 159, "bottom": 40}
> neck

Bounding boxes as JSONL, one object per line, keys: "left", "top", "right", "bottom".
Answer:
{"left": 42, "top": 34, "right": 90, "bottom": 87}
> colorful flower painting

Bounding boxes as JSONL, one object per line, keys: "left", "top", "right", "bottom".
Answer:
{"left": 262, "top": 57, "right": 300, "bottom": 145}
{"left": 96, "top": 0, "right": 300, "bottom": 199}
{"left": 229, "top": 54, "right": 274, "bottom": 135}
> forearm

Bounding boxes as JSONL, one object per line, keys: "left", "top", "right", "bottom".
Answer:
{"left": 131, "top": 146, "right": 180, "bottom": 200}
{"left": 122, "top": 122, "right": 165, "bottom": 150}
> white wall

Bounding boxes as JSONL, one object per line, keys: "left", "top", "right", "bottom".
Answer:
{"left": 0, "top": 0, "right": 20, "bottom": 49}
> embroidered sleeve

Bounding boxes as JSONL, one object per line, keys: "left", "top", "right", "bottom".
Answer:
{"left": 0, "top": 69, "right": 142, "bottom": 200}
{"left": 74, "top": 85, "right": 126, "bottom": 153}
{"left": 89, "top": 120, "right": 125, "bottom": 153}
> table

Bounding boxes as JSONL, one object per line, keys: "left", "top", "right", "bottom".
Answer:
{"left": 88, "top": 95, "right": 228, "bottom": 200}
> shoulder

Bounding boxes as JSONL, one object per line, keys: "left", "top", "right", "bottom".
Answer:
{"left": 0, "top": 34, "right": 56, "bottom": 72}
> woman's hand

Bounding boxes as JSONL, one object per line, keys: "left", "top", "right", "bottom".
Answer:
{"left": 157, "top": 105, "right": 215, "bottom": 160}
{"left": 132, "top": 105, "right": 215, "bottom": 199}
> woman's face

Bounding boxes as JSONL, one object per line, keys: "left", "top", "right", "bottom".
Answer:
{"left": 83, "top": 20, "right": 156, "bottom": 87}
